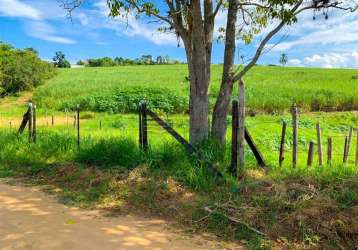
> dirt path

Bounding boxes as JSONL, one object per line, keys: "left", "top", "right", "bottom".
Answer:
{"left": 0, "top": 181, "right": 241, "bottom": 250}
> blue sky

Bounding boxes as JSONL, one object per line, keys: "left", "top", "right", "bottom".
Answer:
{"left": 0, "top": 0, "right": 357, "bottom": 68}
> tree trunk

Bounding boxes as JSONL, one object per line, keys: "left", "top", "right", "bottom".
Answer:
{"left": 211, "top": 0, "right": 238, "bottom": 143}
{"left": 188, "top": 64, "right": 210, "bottom": 144}
{"left": 187, "top": 0, "right": 211, "bottom": 144}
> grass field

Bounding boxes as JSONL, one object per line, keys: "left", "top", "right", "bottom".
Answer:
{"left": 33, "top": 65, "right": 358, "bottom": 114}
{"left": 1, "top": 65, "right": 358, "bottom": 249}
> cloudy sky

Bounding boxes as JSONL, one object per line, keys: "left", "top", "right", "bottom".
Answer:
{"left": 0, "top": 0, "right": 357, "bottom": 68}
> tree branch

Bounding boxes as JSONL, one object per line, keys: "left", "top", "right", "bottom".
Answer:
{"left": 232, "top": 0, "right": 304, "bottom": 82}
{"left": 212, "top": 0, "right": 223, "bottom": 18}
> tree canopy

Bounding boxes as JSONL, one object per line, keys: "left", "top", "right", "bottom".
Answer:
{"left": 53, "top": 51, "right": 71, "bottom": 68}
{"left": 0, "top": 42, "right": 55, "bottom": 96}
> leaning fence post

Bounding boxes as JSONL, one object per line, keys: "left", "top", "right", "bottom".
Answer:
{"left": 291, "top": 103, "right": 298, "bottom": 168}
{"left": 28, "top": 102, "right": 33, "bottom": 143}
{"left": 316, "top": 122, "right": 323, "bottom": 166}
{"left": 141, "top": 102, "right": 148, "bottom": 151}
{"left": 355, "top": 130, "right": 358, "bottom": 166}
{"left": 230, "top": 100, "right": 238, "bottom": 177}
{"left": 327, "top": 137, "right": 332, "bottom": 165}
{"left": 279, "top": 121, "right": 287, "bottom": 167}
{"left": 307, "top": 141, "right": 314, "bottom": 167}
{"left": 343, "top": 136, "right": 348, "bottom": 163}
{"left": 238, "top": 79, "right": 245, "bottom": 175}
{"left": 344, "top": 127, "right": 353, "bottom": 163}
{"left": 77, "top": 105, "right": 80, "bottom": 149}
{"left": 33, "top": 104, "right": 37, "bottom": 143}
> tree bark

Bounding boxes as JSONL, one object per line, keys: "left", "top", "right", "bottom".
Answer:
{"left": 211, "top": 0, "right": 238, "bottom": 143}
{"left": 182, "top": 0, "right": 210, "bottom": 144}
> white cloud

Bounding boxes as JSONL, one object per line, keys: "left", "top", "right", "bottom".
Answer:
{"left": 26, "top": 21, "right": 76, "bottom": 44}
{"left": 78, "top": 13, "right": 89, "bottom": 26}
{"left": 287, "top": 59, "right": 302, "bottom": 66}
{"left": 0, "top": 0, "right": 41, "bottom": 19}
{"left": 91, "top": 2, "right": 178, "bottom": 46}
{"left": 0, "top": 0, "right": 77, "bottom": 45}
{"left": 270, "top": 11, "right": 358, "bottom": 51}
{"left": 117, "top": 14, "right": 178, "bottom": 45}
{"left": 273, "top": 20, "right": 358, "bottom": 51}
{"left": 288, "top": 51, "right": 358, "bottom": 68}
{"left": 303, "top": 51, "right": 358, "bottom": 68}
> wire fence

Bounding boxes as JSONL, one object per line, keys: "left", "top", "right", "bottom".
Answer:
{"left": 1, "top": 102, "right": 358, "bottom": 169}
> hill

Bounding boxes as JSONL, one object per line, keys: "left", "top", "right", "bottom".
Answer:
{"left": 33, "top": 65, "right": 358, "bottom": 114}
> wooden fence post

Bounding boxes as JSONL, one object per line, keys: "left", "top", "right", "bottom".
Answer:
{"left": 45, "top": 110, "right": 48, "bottom": 127}
{"left": 316, "top": 123, "right": 323, "bottom": 166}
{"left": 343, "top": 136, "right": 348, "bottom": 163}
{"left": 65, "top": 109, "right": 68, "bottom": 127}
{"left": 77, "top": 105, "right": 80, "bottom": 149}
{"left": 141, "top": 102, "right": 148, "bottom": 151}
{"left": 279, "top": 121, "right": 287, "bottom": 167}
{"left": 28, "top": 102, "right": 33, "bottom": 143}
{"left": 307, "top": 141, "right": 314, "bottom": 167}
{"left": 9, "top": 121, "right": 12, "bottom": 130}
{"left": 52, "top": 115, "right": 54, "bottom": 126}
{"left": 327, "top": 137, "right": 332, "bottom": 165}
{"left": 139, "top": 104, "right": 143, "bottom": 150}
{"left": 238, "top": 79, "right": 245, "bottom": 175}
{"left": 344, "top": 127, "right": 353, "bottom": 163}
{"left": 33, "top": 105, "right": 37, "bottom": 143}
{"left": 355, "top": 130, "right": 358, "bottom": 166}
{"left": 230, "top": 100, "right": 238, "bottom": 177}
{"left": 100, "top": 120, "right": 102, "bottom": 130}
{"left": 292, "top": 103, "right": 298, "bottom": 168}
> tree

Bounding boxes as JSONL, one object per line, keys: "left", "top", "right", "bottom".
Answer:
{"left": 53, "top": 51, "right": 70, "bottom": 68}
{"left": 279, "top": 53, "right": 288, "bottom": 66}
{"left": 76, "top": 60, "right": 85, "bottom": 65}
{"left": 62, "top": 0, "right": 357, "bottom": 145}
{"left": 156, "top": 56, "right": 164, "bottom": 64}
{"left": 141, "top": 55, "right": 154, "bottom": 64}
{"left": 115, "top": 57, "right": 124, "bottom": 65}
{"left": 25, "top": 48, "right": 38, "bottom": 55}
{"left": 0, "top": 41, "right": 55, "bottom": 95}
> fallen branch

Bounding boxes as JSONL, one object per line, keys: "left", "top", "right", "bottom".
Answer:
{"left": 202, "top": 206, "right": 267, "bottom": 237}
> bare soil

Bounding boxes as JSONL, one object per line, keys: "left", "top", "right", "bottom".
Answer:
{"left": 0, "top": 180, "right": 242, "bottom": 250}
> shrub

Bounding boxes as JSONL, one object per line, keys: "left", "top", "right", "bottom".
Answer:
{"left": 0, "top": 42, "right": 55, "bottom": 95}
{"left": 61, "top": 86, "right": 188, "bottom": 114}
{"left": 87, "top": 57, "right": 117, "bottom": 67}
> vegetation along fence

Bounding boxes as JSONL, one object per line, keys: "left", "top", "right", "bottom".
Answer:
{"left": 4, "top": 101, "right": 358, "bottom": 175}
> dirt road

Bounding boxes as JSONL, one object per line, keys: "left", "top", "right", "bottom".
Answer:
{"left": 0, "top": 181, "right": 240, "bottom": 250}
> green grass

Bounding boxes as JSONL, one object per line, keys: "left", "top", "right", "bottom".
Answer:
{"left": 0, "top": 110, "right": 357, "bottom": 248}
{"left": 1, "top": 65, "right": 358, "bottom": 248}
{"left": 33, "top": 65, "right": 358, "bottom": 114}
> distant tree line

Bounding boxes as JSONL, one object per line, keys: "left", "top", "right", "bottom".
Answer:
{"left": 77, "top": 54, "right": 183, "bottom": 67}
{"left": 0, "top": 42, "right": 55, "bottom": 96}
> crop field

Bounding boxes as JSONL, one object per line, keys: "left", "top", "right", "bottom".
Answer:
{"left": 33, "top": 65, "right": 358, "bottom": 114}
{"left": 1, "top": 65, "right": 358, "bottom": 248}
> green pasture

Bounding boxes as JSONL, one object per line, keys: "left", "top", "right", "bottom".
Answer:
{"left": 33, "top": 65, "right": 358, "bottom": 114}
